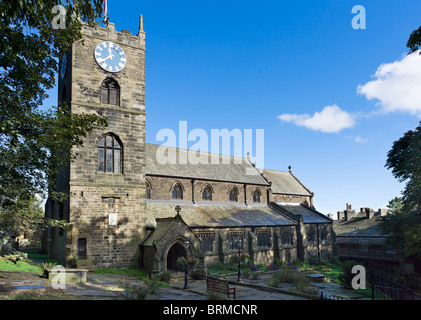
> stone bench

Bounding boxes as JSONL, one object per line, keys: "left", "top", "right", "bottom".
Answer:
{"left": 45, "top": 268, "right": 89, "bottom": 284}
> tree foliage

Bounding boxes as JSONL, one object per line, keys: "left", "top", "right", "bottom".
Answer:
{"left": 0, "top": 1, "right": 107, "bottom": 232}
{"left": 380, "top": 122, "right": 421, "bottom": 258}
{"left": 407, "top": 26, "right": 421, "bottom": 53}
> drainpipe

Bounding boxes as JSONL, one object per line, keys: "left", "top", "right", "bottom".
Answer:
{"left": 244, "top": 184, "right": 247, "bottom": 206}
{"left": 191, "top": 179, "right": 195, "bottom": 204}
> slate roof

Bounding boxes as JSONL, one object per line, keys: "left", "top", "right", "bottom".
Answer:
{"left": 141, "top": 218, "right": 176, "bottom": 246}
{"left": 333, "top": 213, "right": 386, "bottom": 237}
{"left": 262, "top": 169, "right": 312, "bottom": 196}
{"left": 145, "top": 200, "right": 297, "bottom": 228}
{"left": 145, "top": 143, "right": 269, "bottom": 185}
{"left": 274, "top": 203, "right": 332, "bottom": 224}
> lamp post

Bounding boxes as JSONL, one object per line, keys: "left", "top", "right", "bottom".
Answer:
{"left": 237, "top": 238, "right": 243, "bottom": 282}
{"left": 184, "top": 239, "right": 190, "bottom": 289}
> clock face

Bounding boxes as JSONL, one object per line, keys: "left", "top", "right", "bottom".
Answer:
{"left": 94, "top": 41, "right": 127, "bottom": 73}
{"left": 60, "top": 53, "right": 67, "bottom": 80}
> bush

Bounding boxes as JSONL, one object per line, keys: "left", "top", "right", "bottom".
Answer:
{"left": 124, "top": 284, "right": 150, "bottom": 300}
{"left": 338, "top": 260, "right": 359, "bottom": 288}
{"left": 159, "top": 270, "right": 172, "bottom": 283}
{"left": 207, "top": 291, "right": 229, "bottom": 300}
{"left": 145, "top": 274, "right": 165, "bottom": 295}
{"left": 191, "top": 265, "right": 207, "bottom": 280}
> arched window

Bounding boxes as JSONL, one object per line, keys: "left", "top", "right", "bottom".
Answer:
{"left": 172, "top": 183, "right": 183, "bottom": 200}
{"left": 307, "top": 226, "right": 316, "bottom": 242}
{"left": 229, "top": 187, "right": 238, "bottom": 202}
{"left": 320, "top": 227, "right": 328, "bottom": 241}
{"left": 146, "top": 181, "right": 151, "bottom": 199}
{"left": 98, "top": 133, "right": 122, "bottom": 173}
{"left": 202, "top": 185, "right": 212, "bottom": 201}
{"left": 252, "top": 189, "right": 261, "bottom": 203}
{"left": 281, "top": 232, "right": 293, "bottom": 246}
{"left": 101, "top": 78, "right": 120, "bottom": 106}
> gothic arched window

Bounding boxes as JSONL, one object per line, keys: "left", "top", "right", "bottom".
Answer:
{"left": 281, "top": 232, "right": 293, "bottom": 246}
{"left": 307, "top": 227, "right": 316, "bottom": 242}
{"left": 229, "top": 187, "right": 238, "bottom": 202}
{"left": 321, "top": 227, "right": 328, "bottom": 241}
{"left": 98, "top": 133, "right": 122, "bottom": 173}
{"left": 172, "top": 183, "right": 183, "bottom": 200}
{"left": 252, "top": 189, "right": 261, "bottom": 203}
{"left": 101, "top": 78, "right": 120, "bottom": 106}
{"left": 202, "top": 185, "right": 212, "bottom": 201}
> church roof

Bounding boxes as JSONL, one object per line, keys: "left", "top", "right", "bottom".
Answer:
{"left": 262, "top": 169, "right": 312, "bottom": 196}
{"left": 274, "top": 203, "right": 332, "bottom": 224}
{"left": 145, "top": 143, "right": 269, "bottom": 185}
{"left": 145, "top": 200, "right": 297, "bottom": 228}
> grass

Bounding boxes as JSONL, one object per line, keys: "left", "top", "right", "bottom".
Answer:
{"left": 0, "top": 259, "right": 41, "bottom": 273}
{"left": 93, "top": 268, "right": 148, "bottom": 280}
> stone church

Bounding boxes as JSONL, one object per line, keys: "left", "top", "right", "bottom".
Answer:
{"left": 43, "top": 17, "right": 333, "bottom": 275}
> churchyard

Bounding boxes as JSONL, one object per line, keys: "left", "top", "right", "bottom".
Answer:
{"left": 0, "top": 252, "right": 370, "bottom": 300}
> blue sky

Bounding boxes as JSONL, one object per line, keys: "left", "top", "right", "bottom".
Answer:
{"left": 45, "top": 0, "right": 421, "bottom": 216}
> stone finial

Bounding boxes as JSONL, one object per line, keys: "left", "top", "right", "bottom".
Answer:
{"left": 288, "top": 166, "right": 291, "bottom": 172}
{"left": 139, "top": 14, "right": 144, "bottom": 33}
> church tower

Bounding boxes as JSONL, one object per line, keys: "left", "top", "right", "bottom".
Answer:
{"left": 48, "top": 18, "right": 147, "bottom": 269}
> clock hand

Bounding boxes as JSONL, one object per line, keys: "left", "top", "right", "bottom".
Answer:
{"left": 98, "top": 54, "right": 114, "bottom": 63}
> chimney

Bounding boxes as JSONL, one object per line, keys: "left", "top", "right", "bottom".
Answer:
{"left": 337, "top": 211, "right": 344, "bottom": 220}
{"left": 378, "top": 208, "right": 388, "bottom": 216}
{"left": 327, "top": 213, "right": 333, "bottom": 219}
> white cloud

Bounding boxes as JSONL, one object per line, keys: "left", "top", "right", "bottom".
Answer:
{"left": 354, "top": 136, "right": 369, "bottom": 143}
{"left": 357, "top": 51, "right": 421, "bottom": 117}
{"left": 277, "top": 105, "right": 356, "bottom": 133}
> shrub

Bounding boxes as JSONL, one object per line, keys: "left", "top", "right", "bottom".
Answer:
{"left": 145, "top": 274, "right": 165, "bottom": 295}
{"left": 124, "top": 284, "right": 150, "bottom": 300}
{"left": 207, "top": 291, "right": 228, "bottom": 300}
{"left": 191, "top": 265, "right": 207, "bottom": 280}
{"left": 338, "top": 260, "right": 359, "bottom": 288}
{"left": 251, "top": 272, "right": 260, "bottom": 280}
{"left": 159, "top": 270, "right": 172, "bottom": 283}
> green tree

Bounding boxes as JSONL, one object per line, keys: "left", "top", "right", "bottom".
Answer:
{"left": 0, "top": 1, "right": 107, "bottom": 231}
{"left": 407, "top": 26, "right": 421, "bottom": 53}
{"left": 381, "top": 122, "right": 421, "bottom": 258}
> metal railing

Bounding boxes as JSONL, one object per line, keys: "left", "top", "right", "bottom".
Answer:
{"left": 369, "top": 271, "right": 415, "bottom": 300}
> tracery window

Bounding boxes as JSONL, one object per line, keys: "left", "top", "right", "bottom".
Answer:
{"left": 172, "top": 183, "right": 183, "bottom": 200}
{"left": 101, "top": 78, "right": 120, "bottom": 106}
{"left": 281, "top": 232, "right": 293, "bottom": 246}
{"left": 202, "top": 185, "right": 212, "bottom": 201}
{"left": 307, "top": 226, "right": 316, "bottom": 242}
{"left": 252, "top": 189, "right": 261, "bottom": 203}
{"left": 257, "top": 230, "right": 271, "bottom": 248}
{"left": 98, "top": 134, "right": 122, "bottom": 173}
{"left": 198, "top": 232, "right": 214, "bottom": 253}
{"left": 229, "top": 187, "right": 238, "bottom": 202}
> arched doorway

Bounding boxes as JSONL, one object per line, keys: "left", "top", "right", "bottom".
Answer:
{"left": 166, "top": 242, "right": 186, "bottom": 270}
